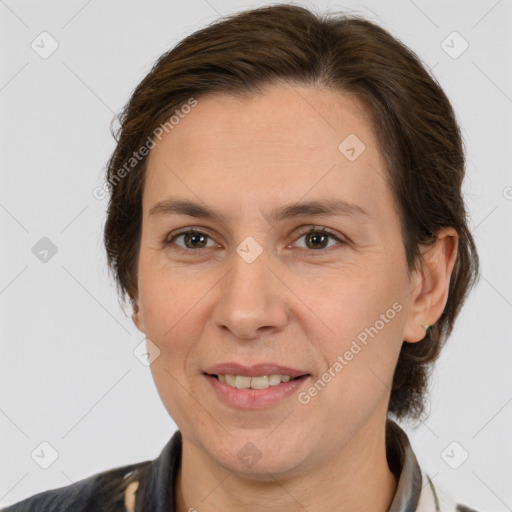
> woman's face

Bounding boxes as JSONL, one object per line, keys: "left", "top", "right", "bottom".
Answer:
{"left": 134, "top": 84, "right": 425, "bottom": 476}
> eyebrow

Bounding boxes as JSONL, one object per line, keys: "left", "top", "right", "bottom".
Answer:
{"left": 148, "top": 197, "right": 370, "bottom": 223}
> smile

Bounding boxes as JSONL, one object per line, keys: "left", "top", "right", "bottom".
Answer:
{"left": 212, "top": 374, "right": 301, "bottom": 389}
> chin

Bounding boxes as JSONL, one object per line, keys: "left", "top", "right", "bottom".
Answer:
{"left": 207, "top": 432, "right": 312, "bottom": 478}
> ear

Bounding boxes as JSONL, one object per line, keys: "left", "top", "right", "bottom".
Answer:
{"left": 403, "top": 227, "right": 459, "bottom": 343}
{"left": 132, "top": 300, "right": 146, "bottom": 334}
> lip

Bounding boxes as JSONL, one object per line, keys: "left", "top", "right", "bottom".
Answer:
{"left": 204, "top": 373, "right": 310, "bottom": 410}
{"left": 203, "top": 362, "right": 308, "bottom": 378}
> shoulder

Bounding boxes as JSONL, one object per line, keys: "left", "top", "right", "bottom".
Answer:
{"left": 1, "top": 430, "right": 182, "bottom": 512}
{"left": 0, "top": 460, "right": 152, "bottom": 512}
{"left": 418, "top": 470, "right": 482, "bottom": 512}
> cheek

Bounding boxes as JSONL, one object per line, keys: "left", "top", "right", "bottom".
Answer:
{"left": 300, "top": 270, "right": 406, "bottom": 404}
{"left": 148, "top": 359, "right": 206, "bottom": 437}
{"left": 299, "top": 322, "right": 402, "bottom": 441}
{"left": 137, "top": 253, "right": 203, "bottom": 338}
{"left": 300, "top": 262, "right": 406, "bottom": 342}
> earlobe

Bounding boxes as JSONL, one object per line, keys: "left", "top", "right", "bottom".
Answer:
{"left": 403, "top": 227, "right": 459, "bottom": 343}
{"left": 132, "top": 301, "right": 146, "bottom": 333}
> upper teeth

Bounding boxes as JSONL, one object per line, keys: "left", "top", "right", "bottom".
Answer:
{"left": 217, "top": 374, "right": 295, "bottom": 389}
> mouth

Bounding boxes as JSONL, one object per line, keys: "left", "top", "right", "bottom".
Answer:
{"left": 202, "top": 363, "right": 312, "bottom": 409}
{"left": 203, "top": 372, "right": 311, "bottom": 410}
{"left": 205, "top": 373, "right": 309, "bottom": 390}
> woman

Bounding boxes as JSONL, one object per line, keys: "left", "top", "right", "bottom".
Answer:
{"left": 2, "top": 4, "right": 480, "bottom": 511}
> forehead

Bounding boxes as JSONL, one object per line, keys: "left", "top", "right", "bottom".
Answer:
{"left": 143, "top": 84, "right": 394, "bottom": 222}
{"left": 150, "top": 84, "right": 377, "bottom": 156}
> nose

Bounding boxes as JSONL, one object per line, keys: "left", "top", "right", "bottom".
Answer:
{"left": 212, "top": 249, "right": 289, "bottom": 340}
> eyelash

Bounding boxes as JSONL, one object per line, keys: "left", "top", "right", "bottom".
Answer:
{"left": 162, "top": 226, "right": 346, "bottom": 254}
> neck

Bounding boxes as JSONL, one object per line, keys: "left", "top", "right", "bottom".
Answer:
{"left": 174, "top": 418, "right": 398, "bottom": 512}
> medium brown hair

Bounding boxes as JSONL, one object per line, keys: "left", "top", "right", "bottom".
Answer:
{"left": 103, "top": 3, "right": 479, "bottom": 422}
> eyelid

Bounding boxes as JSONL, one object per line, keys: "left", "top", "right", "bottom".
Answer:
{"left": 293, "top": 225, "right": 346, "bottom": 243}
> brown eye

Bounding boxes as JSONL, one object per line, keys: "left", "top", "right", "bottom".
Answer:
{"left": 165, "top": 230, "right": 215, "bottom": 250}
{"left": 182, "top": 232, "right": 209, "bottom": 249}
{"left": 304, "top": 232, "right": 330, "bottom": 249}
{"left": 294, "top": 227, "right": 345, "bottom": 251}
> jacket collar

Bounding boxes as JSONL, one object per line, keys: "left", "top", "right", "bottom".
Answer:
{"left": 386, "top": 418, "right": 424, "bottom": 511}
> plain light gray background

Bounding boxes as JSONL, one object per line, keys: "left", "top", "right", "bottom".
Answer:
{"left": 1, "top": 0, "right": 511, "bottom": 509}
